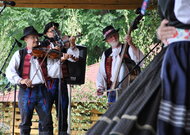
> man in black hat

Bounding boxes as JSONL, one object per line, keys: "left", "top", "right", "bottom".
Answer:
{"left": 96, "top": 25, "right": 144, "bottom": 106}
{"left": 41, "top": 22, "right": 80, "bottom": 135}
{"left": 6, "top": 26, "right": 53, "bottom": 135}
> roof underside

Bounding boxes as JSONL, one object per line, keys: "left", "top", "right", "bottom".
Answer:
{"left": 1, "top": 0, "right": 157, "bottom": 9}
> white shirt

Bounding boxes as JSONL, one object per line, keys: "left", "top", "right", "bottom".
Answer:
{"left": 6, "top": 46, "right": 80, "bottom": 84}
{"left": 6, "top": 50, "right": 45, "bottom": 85}
{"left": 67, "top": 46, "right": 80, "bottom": 62}
{"left": 48, "top": 46, "right": 80, "bottom": 78}
{"left": 96, "top": 44, "right": 144, "bottom": 91}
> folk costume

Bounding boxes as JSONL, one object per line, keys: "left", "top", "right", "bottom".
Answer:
{"left": 43, "top": 22, "right": 80, "bottom": 134}
{"left": 96, "top": 25, "right": 144, "bottom": 105}
{"left": 158, "top": 0, "right": 190, "bottom": 135}
{"left": 87, "top": 47, "right": 166, "bottom": 135}
{"left": 6, "top": 26, "right": 53, "bottom": 135}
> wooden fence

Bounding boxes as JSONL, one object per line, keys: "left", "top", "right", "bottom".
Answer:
{"left": 0, "top": 102, "right": 106, "bottom": 135}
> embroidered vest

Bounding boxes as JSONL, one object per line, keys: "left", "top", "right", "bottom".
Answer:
{"left": 22, "top": 53, "right": 32, "bottom": 79}
{"left": 18, "top": 48, "right": 48, "bottom": 80}
{"left": 104, "top": 44, "right": 138, "bottom": 88}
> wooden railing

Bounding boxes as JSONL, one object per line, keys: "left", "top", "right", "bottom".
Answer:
{"left": 0, "top": 102, "right": 106, "bottom": 135}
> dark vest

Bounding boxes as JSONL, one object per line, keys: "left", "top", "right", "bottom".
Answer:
{"left": 18, "top": 48, "right": 48, "bottom": 80}
{"left": 104, "top": 44, "right": 140, "bottom": 88}
{"left": 18, "top": 48, "right": 28, "bottom": 77}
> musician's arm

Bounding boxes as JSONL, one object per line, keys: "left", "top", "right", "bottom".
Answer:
{"left": 125, "top": 35, "right": 144, "bottom": 67}
{"left": 125, "top": 35, "right": 139, "bottom": 57}
{"left": 67, "top": 47, "right": 80, "bottom": 62}
{"left": 129, "top": 47, "right": 144, "bottom": 67}
{"left": 6, "top": 50, "right": 22, "bottom": 85}
{"left": 96, "top": 53, "right": 107, "bottom": 96}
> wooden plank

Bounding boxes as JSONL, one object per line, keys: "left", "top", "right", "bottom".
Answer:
{"left": 0, "top": 0, "right": 157, "bottom": 9}
{"left": 15, "top": 0, "right": 131, "bottom": 4}
{"left": 1, "top": 101, "right": 107, "bottom": 135}
{"left": 90, "top": 109, "right": 104, "bottom": 115}
{"left": 71, "top": 123, "right": 92, "bottom": 129}
{"left": 71, "top": 130, "right": 86, "bottom": 135}
{"left": 90, "top": 115, "right": 100, "bottom": 121}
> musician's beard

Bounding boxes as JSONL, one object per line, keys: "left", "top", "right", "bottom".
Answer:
{"left": 110, "top": 41, "right": 119, "bottom": 48}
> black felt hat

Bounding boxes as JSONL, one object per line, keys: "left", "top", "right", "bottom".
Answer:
{"left": 20, "top": 26, "right": 42, "bottom": 40}
{"left": 43, "top": 22, "right": 59, "bottom": 34}
{"left": 102, "top": 25, "right": 119, "bottom": 41}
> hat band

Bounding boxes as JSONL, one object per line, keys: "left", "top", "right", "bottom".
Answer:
{"left": 104, "top": 29, "right": 114, "bottom": 39}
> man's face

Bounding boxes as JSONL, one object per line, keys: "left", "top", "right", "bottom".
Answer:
{"left": 24, "top": 35, "right": 39, "bottom": 49}
{"left": 105, "top": 32, "right": 119, "bottom": 48}
{"left": 46, "top": 26, "right": 55, "bottom": 38}
{"left": 62, "top": 35, "right": 70, "bottom": 49}
{"left": 45, "top": 26, "right": 61, "bottom": 38}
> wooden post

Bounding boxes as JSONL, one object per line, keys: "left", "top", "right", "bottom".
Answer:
{"left": 67, "top": 84, "right": 72, "bottom": 134}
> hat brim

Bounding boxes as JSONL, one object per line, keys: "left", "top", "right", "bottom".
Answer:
{"left": 103, "top": 29, "right": 119, "bottom": 41}
{"left": 43, "top": 22, "right": 59, "bottom": 34}
{"left": 20, "top": 33, "right": 43, "bottom": 40}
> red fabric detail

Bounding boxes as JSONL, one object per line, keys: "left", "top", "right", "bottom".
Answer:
{"left": 105, "top": 56, "right": 112, "bottom": 89}
{"left": 38, "top": 58, "right": 48, "bottom": 80}
{"left": 124, "top": 54, "right": 129, "bottom": 59}
{"left": 28, "top": 89, "right": 32, "bottom": 105}
{"left": 43, "top": 99, "right": 46, "bottom": 105}
{"left": 22, "top": 53, "right": 32, "bottom": 79}
{"left": 105, "top": 54, "right": 131, "bottom": 89}
{"left": 48, "top": 79, "right": 54, "bottom": 89}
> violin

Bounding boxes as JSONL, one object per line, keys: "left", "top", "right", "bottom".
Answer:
{"left": 32, "top": 46, "right": 50, "bottom": 58}
{"left": 32, "top": 45, "right": 77, "bottom": 60}
{"left": 32, "top": 33, "right": 82, "bottom": 59}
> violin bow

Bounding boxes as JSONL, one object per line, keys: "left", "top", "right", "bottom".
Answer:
{"left": 53, "top": 30, "right": 83, "bottom": 47}
{"left": 30, "top": 47, "right": 51, "bottom": 87}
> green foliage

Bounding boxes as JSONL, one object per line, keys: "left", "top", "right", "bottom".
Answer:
{"left": 0, "top": 7, "right": 161, "bottom": 90}
{"left": 72, "top": 81, "right": 107, "bottom": 110}
{"left": 71, "top": 81, "right": 107, "bottom": 133}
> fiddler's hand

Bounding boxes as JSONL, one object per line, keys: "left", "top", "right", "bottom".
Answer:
{"left": 69, "top": 55, "right": 79, "bottom": 62}
{"left": 20, "top": 79, "right": 32, "bottom": 88}
{"left": 157, "top": 19, "right": 177, "bottom": 45}
{"left": 53, "top": 46, "right": 60, "bottom": 50}
{"left": 61, "top": 53, "right": 70, "bottom": 61}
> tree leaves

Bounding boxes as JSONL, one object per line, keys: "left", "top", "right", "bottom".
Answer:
{"left": 0, "top": 7, "right": 161, "bottom": 89}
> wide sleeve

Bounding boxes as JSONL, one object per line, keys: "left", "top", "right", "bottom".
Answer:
{"left": 6, "top": 51, "right": 22, "bottom": 84}
{"left": 128, "top": 46, "right": 144, "bottom": 67}
{"left": 67, "top": 47, "right": 80, "bottom": 62}
{"left": 96, "top": 52, "right": 107, "bottom": 90}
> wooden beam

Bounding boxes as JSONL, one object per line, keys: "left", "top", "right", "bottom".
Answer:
{"left": 13, "top": 4, "right": 141, "bottom": 9}
{"left": 0, "top": 0, "right": 157, "bottom": 9}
